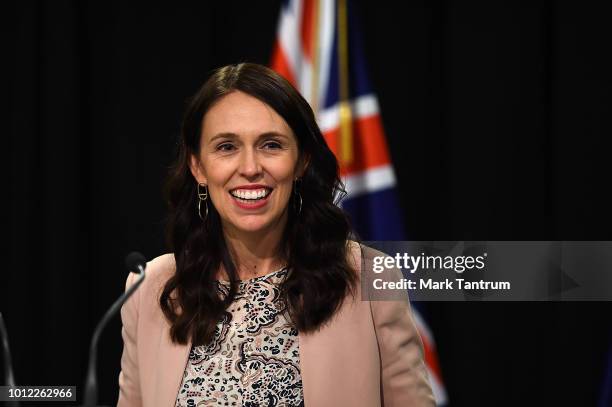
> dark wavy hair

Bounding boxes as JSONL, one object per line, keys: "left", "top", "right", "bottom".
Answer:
{"left": 160, "top": 63, "right": 358, "bottom": 345}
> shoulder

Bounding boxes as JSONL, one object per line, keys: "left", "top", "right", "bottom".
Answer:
{"left": 345, "top": 241, "right": 409, "bottom": 302}
{"left": 127, "top": 253, "right": 175, "bottom": 288}
{"left": 145, "top": 253, "right": 176, "bottom": 283}
{"left": 346, "top": 240, "right": 397, "bottom": 291}
{"left": 346, "top": 240, "right": 390, "bottom": 273}
{"left": 125, "top": 253, "right": 176, "bottom": 310}
{"left": 120, "top": 253, "right": 177, "bottom": 336}
{"left": 143, "top": 253, "right": 176, "bottom": 298}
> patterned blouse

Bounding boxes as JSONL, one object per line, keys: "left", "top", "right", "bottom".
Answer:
{"left": 175, "top": 267, "right": 304, "bottom": 406}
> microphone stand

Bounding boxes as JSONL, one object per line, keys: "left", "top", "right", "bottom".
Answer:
{"left": 0, "top": 312, "right": 18, "bottom": 407}
{"left": 81, "top": 254, "right": 146, "bottom": 407}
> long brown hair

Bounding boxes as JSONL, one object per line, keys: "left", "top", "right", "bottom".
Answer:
{"left": 160, "top": 63, "right": 357, "bottom": 345}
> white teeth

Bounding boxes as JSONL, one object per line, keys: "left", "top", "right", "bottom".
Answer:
{"left": 230, "top": 188, "right": 271, "bottom": 200}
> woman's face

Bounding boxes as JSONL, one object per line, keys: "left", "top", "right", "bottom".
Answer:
{"left": 190, "top": 91, "right": 302, "bottom": 236}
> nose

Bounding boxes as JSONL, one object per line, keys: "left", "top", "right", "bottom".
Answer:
{"left": 238, "top": 147, "right": 262, "bottom": 179}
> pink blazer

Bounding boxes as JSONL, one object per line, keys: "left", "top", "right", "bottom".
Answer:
{"left": 117, "top": 243, "right": 435, "bottom": 407}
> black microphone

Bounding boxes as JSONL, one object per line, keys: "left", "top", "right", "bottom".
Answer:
{"left": 81, "top": 252, "right": 147, "bottom": 407}
{"left": 0, "top": 313, "right": 18, "bottom": 407}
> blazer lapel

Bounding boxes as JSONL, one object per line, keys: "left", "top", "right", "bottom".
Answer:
{"left": 298, "top": 295, "right": 381, "bottom": 407}
{"left": 153, "top": 318, "right": 191, "bottom": 407}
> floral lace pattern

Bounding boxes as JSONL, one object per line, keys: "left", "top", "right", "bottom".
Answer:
{"left": 175, "top": 267, "right": 303, "bottom": 406}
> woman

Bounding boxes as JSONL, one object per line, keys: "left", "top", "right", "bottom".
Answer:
{"left": 117, "top": 63, "right": 434, "bottom": 407}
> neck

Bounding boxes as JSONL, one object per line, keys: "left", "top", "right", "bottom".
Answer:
{"left": 220, "top": 212, "right": 288, "bottom": 280}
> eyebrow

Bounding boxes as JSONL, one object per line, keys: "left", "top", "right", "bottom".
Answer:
{"left": 208, "top": 131, "right": 291, "bottom": 143}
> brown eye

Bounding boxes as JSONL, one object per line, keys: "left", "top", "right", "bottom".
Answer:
{"left": 262, "top": 141, "right": 282, "bottom": 150}
{"left": 216, "top": 143, "right": 235, "bottom": 152}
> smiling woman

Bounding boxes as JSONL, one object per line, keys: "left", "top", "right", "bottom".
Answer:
{"left": 116, "top": 63, "right": 435, "bottom": 407}
{"left": 189, "top": 91, "right": 302, "bottom": 240}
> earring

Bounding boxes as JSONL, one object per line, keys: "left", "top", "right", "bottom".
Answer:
{"left": 293, "top": 179, "right": 302, "bottom": 216}
{"left": 197, "top": 183, "right": 209, "bottom": 221}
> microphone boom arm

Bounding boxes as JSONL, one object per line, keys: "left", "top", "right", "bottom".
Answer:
{"left": 83, "top": 262, "right": 146, "bottom": 407}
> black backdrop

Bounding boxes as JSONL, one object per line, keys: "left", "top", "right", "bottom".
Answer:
{"left": 4, "top": 1, "right": 612, "bottom": 406}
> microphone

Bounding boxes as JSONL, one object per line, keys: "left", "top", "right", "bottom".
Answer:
{"left": 125, "top": 252, "right": 147, "bottom": 276}
{"left": 81, "top": 252, "right": 147, "bottom": 407}
{"left": 0, "top": 313, "right": 18, "bottom": 407}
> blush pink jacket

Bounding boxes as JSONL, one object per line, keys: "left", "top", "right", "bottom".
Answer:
{"left": 117, "top": 243, "right": 435, "bottom": 407}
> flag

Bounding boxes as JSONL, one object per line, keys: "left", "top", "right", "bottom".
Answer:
{"left": 271, "top": 0, "right": 448, "bottom": 404}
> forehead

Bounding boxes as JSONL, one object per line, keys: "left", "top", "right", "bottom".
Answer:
{"left": 201, "top": 91, "right": 293, "bottom": 141}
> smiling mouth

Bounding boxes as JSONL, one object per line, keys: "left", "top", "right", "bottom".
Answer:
{"left": 229, "top": 188, "right": 273, "bottom": 202}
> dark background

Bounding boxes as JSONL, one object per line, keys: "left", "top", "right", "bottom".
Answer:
{"left": 4, "top": 1, "right": 612, "bottom": 406}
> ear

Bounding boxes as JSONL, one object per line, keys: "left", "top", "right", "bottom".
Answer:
{"left": 188, "top": 153, "right": 208, "bottom": 184}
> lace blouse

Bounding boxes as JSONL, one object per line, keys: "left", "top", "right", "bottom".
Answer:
{"left": 175, "top": 267, "right": 304, "bottom": 406}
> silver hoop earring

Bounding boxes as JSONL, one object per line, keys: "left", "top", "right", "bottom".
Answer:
{"left": 197, "top": 183, "right": 209, "bottom": 221}
{"left": 293, "top": 179, "right": 302, "bottom": 215}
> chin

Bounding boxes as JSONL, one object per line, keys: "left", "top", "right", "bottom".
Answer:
{"left": 229, "top": 217, "right": 276, "bottom": 234}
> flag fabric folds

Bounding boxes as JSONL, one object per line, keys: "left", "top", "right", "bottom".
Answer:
{"left": 270, "top": 0, "right": 448, "bottom": 404}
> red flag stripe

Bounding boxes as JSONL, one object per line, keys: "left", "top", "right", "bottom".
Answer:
{"left": 270, "top": 40, "right": 297, "bottom": 87}
{"left": 300, "top": 0, "right": 315, "bottom": 61}
{"left": 323, "top": 114, "right": 392, "bottom": 176}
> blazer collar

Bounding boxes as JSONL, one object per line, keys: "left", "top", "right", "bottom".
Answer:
{"left": 153, "top": 318, "right": 192, "bottom": 407}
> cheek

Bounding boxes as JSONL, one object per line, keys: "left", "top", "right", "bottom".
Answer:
{"left": 273, "top": 169, "right": 297, "bottom": 196}
{"left": 201, "top": 164, "right": 232, "bottom": 201}
{"left": 202, "top": 160, "right": 231, "bottom": 184}
{"left": 273, "top": 154, "right": 299, "bottom": 179}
